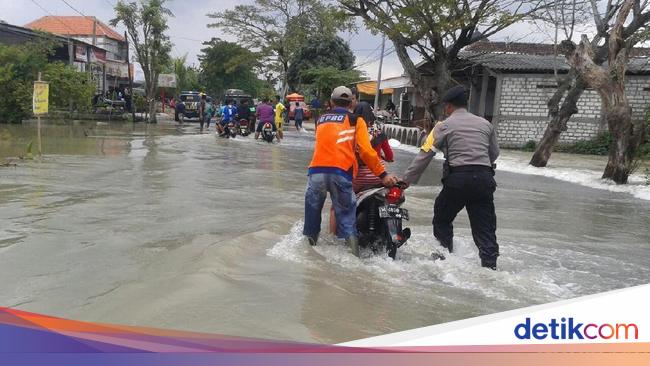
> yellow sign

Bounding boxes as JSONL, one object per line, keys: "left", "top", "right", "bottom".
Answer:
{"left": 33, "top": 81, "right": 49, "bottom": 115}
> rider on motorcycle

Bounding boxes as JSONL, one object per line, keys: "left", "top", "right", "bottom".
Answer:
{"left": 254, "top": 98, "right": 277, "bottom": 140}
{"left": 353, "top": 123, "right": 395, "bottom": 193}
{"left": 218, "top": 100, "right": 238, "bottom": 136}
{"left": 238, "top": 100, "right": 252, "bottom": 131}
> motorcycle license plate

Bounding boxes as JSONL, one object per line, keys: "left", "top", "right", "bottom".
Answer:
{"left": 379, "top": 205, "right": 409, "bottom": 220}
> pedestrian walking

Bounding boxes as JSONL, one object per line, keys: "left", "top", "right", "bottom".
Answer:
{"left": 294, "top": 102, "right": 304, "bottom": 131}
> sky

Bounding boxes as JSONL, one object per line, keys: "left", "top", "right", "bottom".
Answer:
{"left": 0, "top": 0, "right": 563, "bottom": 83}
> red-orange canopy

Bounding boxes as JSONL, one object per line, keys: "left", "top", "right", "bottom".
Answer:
{"left": 286, "top": 93, "right": 305, "bottom": 101}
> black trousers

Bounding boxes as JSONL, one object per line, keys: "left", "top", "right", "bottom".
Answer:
{"left": 433, "top": 170, "right": 499, "bottom": 266}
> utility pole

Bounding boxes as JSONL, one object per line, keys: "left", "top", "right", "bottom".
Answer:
{"left": 91, "top": 17, "right": 97, "bottom": 46}
{"left": 37, "top": 72, "right": 43, "bottom": 157}
{"left": 68, "top": 38, "right": 74, "bottom": 115}
{"left": 374, "top": 34, "right": 386, "bottom": 111}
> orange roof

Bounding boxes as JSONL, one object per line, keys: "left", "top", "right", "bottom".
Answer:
{"left": 25, "top": 16, "right": 125, "bottom": 42}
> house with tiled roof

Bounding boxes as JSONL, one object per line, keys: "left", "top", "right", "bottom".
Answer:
{"left": 378, "top": 41, "right": 650, "bottom": 146}
{"left": 453, "top": 41, "right": 650, "bottom": 147}
{"left": 26, "top": 16, "right": 126, "bottom": 62}
{"left": 25, "top": 16, "right": 131, "bottom": 94}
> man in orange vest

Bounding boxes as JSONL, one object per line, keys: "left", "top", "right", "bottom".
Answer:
{"left": 304, "top": 86, "right": 398, "bottom": 257}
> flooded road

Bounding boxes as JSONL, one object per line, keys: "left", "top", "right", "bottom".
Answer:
{"left": 1, "top": 120, "right": 649, "bottom": 343}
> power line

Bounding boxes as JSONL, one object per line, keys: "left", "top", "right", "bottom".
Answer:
{"left": 59, "top": 0, "right": 86, "bottom": 17}
{"left": 356, "top": 42, "right": 383, "bottom": 67}
{"left": 171, "top": 36, "right": 204, "bottom": 43}
{"left": 355, "top": 47, "right": 395, "bottom": 69}
{"left": 28, "top": 0, "right": 78, "bottom": 36}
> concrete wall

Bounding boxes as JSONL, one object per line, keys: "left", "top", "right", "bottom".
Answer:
{"left": 382, "top": 124, "right": 426, "bottom": 147}
{"left": 495, "top": 74, "right": 650, "bottom": 147}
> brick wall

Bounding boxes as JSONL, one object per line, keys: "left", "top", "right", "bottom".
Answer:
{"left": 496, "top": 74, "right": 650, "bottom": 147}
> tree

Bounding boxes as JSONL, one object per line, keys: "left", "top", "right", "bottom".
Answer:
{"left": 111, "top": 0, "right": 173, "bottom": 123}
{"left": 300, "top": 66, "right": 363, "bottom": 99}
{"left": 0, "top": 41, "right": 50, "bottom": 123}
{"left": 569, "top": 0, "right": 649, "bottom": 183}
{"left": 0, "top": 40, "right": 92, "bottom": 123}
{"left": 530, "top": 0, "right": 650, "bottom": 167}
{"left": 287, "top": 35, "right": 356, "bottom": 91}
{"left": 530, "top": 0, "right": 650, "bottom": 173}
{"left": 341, "top": 0, "right": 551, "bottom": 121}
{"left": 172, "top": 55, "right": 189, "bottom": 94}
{"left": 207, "top": 0, "right": 352, "bottom": 95}
{"left": 169, "top": 54, "right": 201, "bottom": 94}
{"left": 43, "top": 62, "right": 94, "bottom": 112}
{"left": 199, "top": 39, "right": 267, "bottom": 98}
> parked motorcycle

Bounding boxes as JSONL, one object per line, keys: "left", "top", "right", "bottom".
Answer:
{"left": 356, "top": 182, "right": 411, "bottom": 259}
{"left": 261, "top": 122, "right": 275, "bottom": 143}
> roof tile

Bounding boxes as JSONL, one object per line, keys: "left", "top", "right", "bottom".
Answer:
{"left": 25, "top": 16, "right": 124, "bottom": 42}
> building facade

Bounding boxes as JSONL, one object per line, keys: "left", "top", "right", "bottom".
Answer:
{"left": 25, "top": 16, "right": 130, "bottom": 95}
{"left": 462, "top": 42, "right": 650, "bottom": 148}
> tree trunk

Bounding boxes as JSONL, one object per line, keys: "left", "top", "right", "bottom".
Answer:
{"left": 393, "top": 42, "right": 442, "bottom": 130}
{"left": 530, "top": 76, "right": 586, "bottom": 167}
{"left": 601, "top": 104, "right": 641, "bottom": 184}
{"left": 147, "top": 81, "right": 157, "bottom": 124}
{"left": 583, "top": 0, "right": 639, "bottom": 184}
{"left": 143, "top": 70, "right": 158, "bottom": 124}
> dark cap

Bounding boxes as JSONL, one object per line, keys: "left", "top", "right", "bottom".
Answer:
{"left": 442, "top": 85, "right": 468, "bottom": 106}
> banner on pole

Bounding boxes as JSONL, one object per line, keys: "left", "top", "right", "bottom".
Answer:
{"left": 33, "top": 81, "right": 49, "bottom": 116}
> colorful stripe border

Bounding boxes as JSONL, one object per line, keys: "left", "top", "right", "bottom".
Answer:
{"left": 1, "top": 307, "right": 649, "bottom": 365}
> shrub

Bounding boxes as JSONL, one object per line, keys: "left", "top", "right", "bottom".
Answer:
{"left": 556, "top": 133, "right": 612, "bottom": 155}
{"left": 0, "top": 40, "right": 93, "bottom": 123}
{"left": 522, "top": 140, "right": 536, "bottom": 152}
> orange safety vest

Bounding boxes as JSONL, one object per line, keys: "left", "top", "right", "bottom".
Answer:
{"left": 308, "top": 108, "right": 386, "bottom": 180}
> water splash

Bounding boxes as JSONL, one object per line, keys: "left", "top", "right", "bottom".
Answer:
{"left": 268, "top": 222, "right": 578, "bottom": 305}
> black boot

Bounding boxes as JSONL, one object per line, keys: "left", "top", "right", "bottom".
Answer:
{"left": 305, "top": 234, "right": 319, "bottom": 246}
{"left": 438, "top": 238, "right": 453, "bottom": 253}
{"left": 346, "top": 237, "right": 360, "bottom": 257}
{"left": 481, "top": 258, "right": 497, "bottom": 270}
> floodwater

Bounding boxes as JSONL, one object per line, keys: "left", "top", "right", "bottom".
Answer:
{"left": 1, "top": 120, "right": 649, "bottom": 344}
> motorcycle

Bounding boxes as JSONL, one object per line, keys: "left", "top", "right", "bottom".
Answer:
{"left": 225, "top": 120, "right": 238, "bottom": 138}
{"left": 356, "top": 182, "right": 411, "bottom": 259}
{"left": 238, "top": 119, "right": 251, "bottom": 136}
{"left": 261, "top": 122, "right": 275, "bottom": 143}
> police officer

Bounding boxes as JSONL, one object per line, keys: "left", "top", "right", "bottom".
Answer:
{"left": 402, "top": 85, "right": 500, "bottom": 269}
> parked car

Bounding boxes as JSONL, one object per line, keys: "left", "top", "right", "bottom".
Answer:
{"left": 178, "top": 92, "right": 201, "bottom": 119}
{"left": 177, "top": 91, "right": 212, "bottom": 120}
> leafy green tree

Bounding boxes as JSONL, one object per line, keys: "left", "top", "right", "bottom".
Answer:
{"left": 0, "top": 39, "right": 91, "bottom": 123}
{"left": 169, "top": 54, "right": 201, "bottom": 94}
{"left": 300, "top": 66, "right": 363, "bottom": 100}
{"left": 0, "top": 41, "right": 50, "bottom": 123}
{"left": 287, "top": 35, "right": 355, "bottom": 91}
{"left": 43, "top": 63, "right": 94, "bottom": 112}
{"left": 111, "top": 0, "right": 173, "bottom": 123}
{"left": 208, "top": 0, "right": 353, "bottom": 95}
{"left": 172, "top": 55, "right": 189, "bottom": 93}
{"left": 199, "top": 39, "right": 267, "bottom": 98}
{"left": 341, "top": 0, "right": 551, "bottom": 120}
